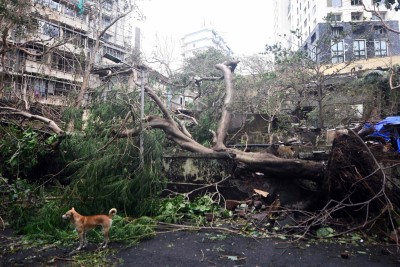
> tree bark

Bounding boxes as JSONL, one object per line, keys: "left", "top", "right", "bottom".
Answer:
{"left": 213, "top": 60, "right": 239, "bottom": 151}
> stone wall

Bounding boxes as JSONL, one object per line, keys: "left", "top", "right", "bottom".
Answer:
{"left": 162, "top": 153, "right": 246, "bottom": 199}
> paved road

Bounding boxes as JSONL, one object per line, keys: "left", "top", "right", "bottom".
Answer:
{"left": 116, "top": 231, "right": 399, "bottom": 267}
{"left": 1, "top": 228, "right": 399, "bottom": 266}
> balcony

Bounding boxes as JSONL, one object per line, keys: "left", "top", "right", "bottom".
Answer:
{"left": 24, "top": 60, "right": 83, "bottom": 82}
{"left": 32, "top": 4, "right": 89, "bottom": 32}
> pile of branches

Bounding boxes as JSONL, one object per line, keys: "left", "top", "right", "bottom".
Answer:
{"left": 327, "top": 131, "right": 400, "bottom": 211}
{"left": 301, "top": 129, "right": 400, "bottom": 237}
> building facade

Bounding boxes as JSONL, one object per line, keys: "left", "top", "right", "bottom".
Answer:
{"left": 274, "top": 0, "right": 400, "bottom": 64}
{"left": 181, "top": 27, "right": 233, "bottom": 58}
{"left": 0, "top": 0, "right": 135, "bottom": 106}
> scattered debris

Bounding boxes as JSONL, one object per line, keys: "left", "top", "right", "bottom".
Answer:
{"left": 253, "top": 188, "right": 269, "bottom": 198}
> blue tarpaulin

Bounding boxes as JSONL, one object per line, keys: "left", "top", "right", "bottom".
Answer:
{"left": 366, "top": 116, "right": 400, "bottom": 153}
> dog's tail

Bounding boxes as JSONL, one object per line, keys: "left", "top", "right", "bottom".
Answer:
{"left": 109, "top": 208, "right": 117, "bottom": 218}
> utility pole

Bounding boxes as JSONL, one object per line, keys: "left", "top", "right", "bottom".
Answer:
{"left": 140, "top": 69, "right": 145, "bottom": 167}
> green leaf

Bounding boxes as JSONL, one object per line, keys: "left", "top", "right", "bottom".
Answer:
{"left": 316, "top": 227, "right": 335, "bottom": 238}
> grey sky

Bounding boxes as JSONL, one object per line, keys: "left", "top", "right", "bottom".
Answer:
{"left": 136, "top": 0, "right": 275, "bottom": 56}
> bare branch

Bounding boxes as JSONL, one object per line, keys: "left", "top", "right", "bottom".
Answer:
{"left": 0, "top": 107, "right": 64, "bottom": 135}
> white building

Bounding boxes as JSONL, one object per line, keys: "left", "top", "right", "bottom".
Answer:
{"left": 181, "top": 27, "right": 233, "bottom": 58}
{"left": 273, "top": 0, "right": 292, "bottom": 50}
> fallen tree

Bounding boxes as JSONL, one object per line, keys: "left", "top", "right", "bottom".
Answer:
{"left": 2, "top": 57, "right": 400, "bottom": 242}
{"left": 0, "top": 59, "right": 327, "bottom": 208}
{"left": 115, "top": 60, "right": 326, "bottom": 182}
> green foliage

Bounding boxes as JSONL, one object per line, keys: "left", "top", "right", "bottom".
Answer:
{"left": 55, "top": 85, "right": 166, "bottom": 217}
{"left": 60, "top": 129, "right": 165, "bottom": 216}
{"left": 190, "top": 112, "right": 217, "bottom": 146}
{"left": 316, "top": 226, "right": 335, "bottom": 238}
{"left": 3, "top": 178, "right": 38, "bottom": 231}
{"left": 182, "top": 47, "right": 228, "bottom": 78}
{"left": 2, "top": 179, "right": 72, "bottom": 244}
{"left": 0, "top": 126, "right": 54, "bottom": 178}
{"left": 264, "top": 43, "right": 294, "bottom": 64}
{"left": 156, "top": 194, "right": 218, "bottom": 225}
{"left": 62, "top": 107, "right": 84, "bottom": 130}
{"left": 346, "top": 69, "right": 400, "bottom": 119}
{"left": 110, "top": 216, "right": 156, "bottom": 245}
{"left": 0, "top": 0, "right": 32, "bottom": 26}
{"left": 22, "top": 200, "right": 76, "bottom": 243}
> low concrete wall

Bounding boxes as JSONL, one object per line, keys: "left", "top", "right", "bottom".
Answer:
{"left": 161, "top": 153, "right": 249, "bottom": 199}
{"left": 162, "top": 153, "right": 235, "bottom": 184}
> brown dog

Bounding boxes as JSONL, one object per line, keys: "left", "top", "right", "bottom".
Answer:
{"left": 62, "top": 207, "right": 117, "bottom": 250}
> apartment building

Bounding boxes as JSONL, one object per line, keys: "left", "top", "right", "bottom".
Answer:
{"left": 0, "top": 0, "right": 135, "bottom": 106}
{"left": 274, "top": 0, "right": 400, "bottom": 64}
{"left": 181, "top": 27, "right": 233, "bottom": 59}
{"left": 273, "top": 0, "right": 293, "bottom": 50}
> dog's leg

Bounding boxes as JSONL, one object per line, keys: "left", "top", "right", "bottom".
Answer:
{"left": 83, "top": 232, "right": 88, "bottom": 248}
{"left": 102, "top": 228, "right": 109, "bottom": 248}
{"left": 77, "top": 231, "right": 84, "bottom": 250}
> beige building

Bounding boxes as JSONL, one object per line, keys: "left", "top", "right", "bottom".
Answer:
{"left": 0, "top": 0, "right": 135, "bottom": 107}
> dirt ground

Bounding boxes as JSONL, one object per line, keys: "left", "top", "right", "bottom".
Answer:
{"left": 1, "top": 227, "right": 399, "bottom": 267}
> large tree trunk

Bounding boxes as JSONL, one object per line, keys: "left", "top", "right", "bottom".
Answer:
{"left": 1, "top": 60, "right": 327, "bottom": 201}
{"left": 118, "top": 60, "right": 325, "bottom": 182}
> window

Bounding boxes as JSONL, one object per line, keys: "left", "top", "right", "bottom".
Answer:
{"left": 327, "top": 13, "right": 342, "bottom": 22}
{"left": 63, "top": 5, "right": 76, "bottom": 17}
{"left": 311, "top": 33, "right": 316, "bottom": 43}
{"left": 48, "top": 0, "right": 60, "bottom": 11}
{"left": 374, "top": 25, "right": 387, "bottom": 34}
{"left": 327, "top": 0, "right": 342, "bottom": 7}
{"left": 51, "top": 53, "right": 78, "bottom": 73}
{"left": 351, "top": 12, "right": 362, "bottom": 21}
{"left": 64, "top": 30, "right": 86, "bottom": 46}
{"left": 311, "top": 46, "right": 318, "bottom": 61}
{"left": 34, "top": 0, "right": 60, "bottom": 11}
{"left": 103, "top": 46, "right": 124, "bottom": 61}
{"left": 332, "top": 26, "right": 343, "bottom": 37}
{"left": 331, "top": 40, "right": 344, "bottom": 63}
{"left": 353, "top": 40, "right": 366, "bottom": 60}
{"left": 104, "top": 0, "right": 113, "bottom": 11}
{"left": 102, "top": 15, "right": 111, "bottom": 27}
{"left": 40, "top": 21, "right": 59, "bottom": 37}
{"left": 374, "top": 40, "right": 388, "bottom": 56}
{"left": 102, "top": 33, "right": 112, "bottom": 42}
{"left": 371, "top": 12, "right": 386, "bottom": 20}
{"left": 351, "top": 0, "right": 362, "bottom": 5}
{"left": 23, "top": 48, "right": 43, "bottom": 62}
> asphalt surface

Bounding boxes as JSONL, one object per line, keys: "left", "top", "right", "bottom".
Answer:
{"left": 1, "top": 228, "right": 399, "bottom": 266}
{"left": 115, "top": 230, "right": 399, "bottom": 267}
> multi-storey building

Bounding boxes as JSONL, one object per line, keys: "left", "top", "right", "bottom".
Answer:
{"left": 273, "top": 0, "right": 293, "bottom": 50}
{"left": 181, "top": 27, "right": 233, "bottom": 59}
{"left": 0, "top": 0, "right": 135, "bottom": 106}
{"left": 274, "top": 0, "right": 400, "bottom": 64}
{"left": 171, "top": 27, "right": 233, "bottom": 113}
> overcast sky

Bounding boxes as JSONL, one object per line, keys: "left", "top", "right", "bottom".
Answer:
{"left": 136, "top": 0, "right": 275, "bottom": 58}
